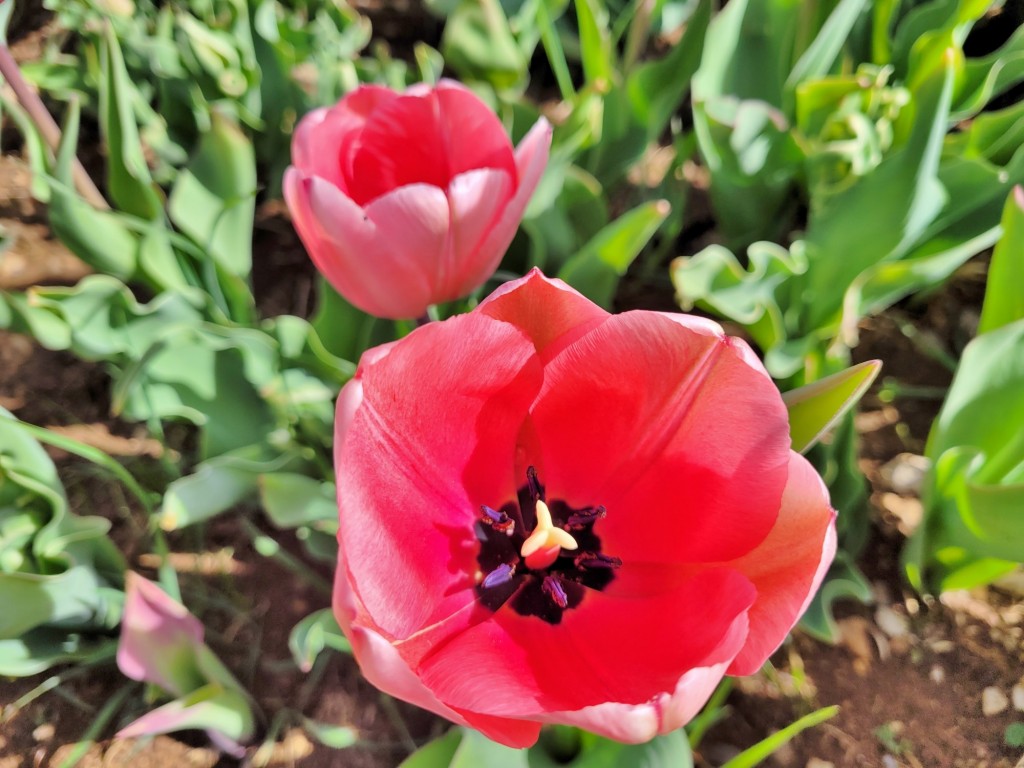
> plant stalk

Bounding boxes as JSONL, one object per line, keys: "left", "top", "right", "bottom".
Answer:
{"left": 0, "top": 44, "right": 109, "bottom": 210}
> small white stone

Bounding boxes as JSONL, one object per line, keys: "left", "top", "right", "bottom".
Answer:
{"left": 1013, "top": 684, "right": 1024, "bottom": 712}
{"left": 983, "top": 686, "right": 1009, "bottom": 716}
{"left": 930, "top": 665, "right": 945, "bottom": 684}
{"left": 875, "top": 605, "right": 910, "bottom": 638}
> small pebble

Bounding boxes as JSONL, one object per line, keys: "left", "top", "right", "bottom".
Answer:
{"left": 1013, "top": 685, "right": 1024, "bottom": 712}
{"left": 32, "top": 724, "right": 54, "bottom": 743}
{"left": 983, "top": 686, "right": 1009, "bottom": 716}
{"left": 930, "top": 665, "right": 945, "bottom": 684}
{"left": 880, "top": 453, "right": 930, "bottom": 494}
{"left": 875, "top": 605, "right": 910, "bottom": 638}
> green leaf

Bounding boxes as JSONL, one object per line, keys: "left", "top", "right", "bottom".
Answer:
{"left": 783, "top": 361, "right": 882, "bottom": 453}
{"left": 626, "top": 0, "right": 711, "bottom": 141}
{"left": 47, "top": 101, "right": 139, "bottom": 280}
{"left": 558, "top": 200, "right": 670, "bottom": 308}
{"left": 289, "top": 609, "right": 351, "bottom": 672}
{"left": 168, "top": 112, "right": 256, "bottom": 279}
{"left": 671, "top": 240, "right": 807, "bottom": 357}
{"left": 302, "top": 719, "right": 358, "bottom": 749}
{"left": 99, "top": 23, "right": 164, "bottom": 220}
{"left": 978, "top": 186, "right": 1024, "bottom": 334}
{"left": 441, "top": 0, "right": 527, "bottom": 90}
{"left": 574, "top": 0, "right": 615, "bottom": 87}
{"left": 400, "top": 729, "right": 464, "bottom": 768}
{"left": 720, "top": 706, "right": 839, "bottom": 768}
{"left": 800, "top": 551, "right": 873, "bottom": 642}
{"left": 259, "top": 473, "right": 337, "bottom": 529}
{"left": 159, "top": 448, "right": 297, "bottom": 530}
{"left": 784, "top": 0, "right": 869, "bottom": 104}
{"left": 452, "top": 729, "right": 529, "bottom": 768}
{"left": 801, "top": 46, "right": 955, "bottom": 330}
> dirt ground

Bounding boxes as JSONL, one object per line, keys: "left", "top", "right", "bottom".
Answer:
{"left": 2, "top": 11, "right": 1024, "bottom": 768}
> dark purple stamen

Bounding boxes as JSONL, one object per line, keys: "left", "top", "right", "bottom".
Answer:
{"left": 482, "top": 563, "right": 516, "bottom": 589}
{"left": 480, "top": 504, "right": 515, "bottom": 535}
{"left": 542, "top": 576, "right": 568, "bottom": 608}
{"left": 574, "top": 552, "right": 622, "bottom": 570}
{"left": 526, "top": 466, "right": 543, "bottom": 501}
{"left": 475, "top": 467, "right": 619, "bottom": 624}
{"left": 565, "top": 505, "right": 607, "bottom": 530}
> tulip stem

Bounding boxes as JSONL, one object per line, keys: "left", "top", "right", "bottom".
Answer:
{"left": 378, "top": 693, "right": 418, "bottom": 754}
{"left": 0, "top": 44, "right": 109, "bottom": 210}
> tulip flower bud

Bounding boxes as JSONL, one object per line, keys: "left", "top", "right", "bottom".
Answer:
{"left": 284, "top": 81, "right": 552, "bottom": 319}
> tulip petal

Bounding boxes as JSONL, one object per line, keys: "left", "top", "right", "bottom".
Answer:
{"left": 725, "top": 451, "right": 837, "bottom": 675}
{"left": 291, "top": 86, "right": 397, "bottom": 193}
{"left": 478, "top": 269, "right": 609, "bottom": 361}
{"left": 471, "top": 119, "right": 552, "bottom": 279}
{"left": 348, "top": 87, "right": 516, "bottom": 206}
{"left": 540, "top": 611, "right": 748, "bottom": 743}
{"left": 117, "top": 573, "right": 205, "bottom": 697}
{"left": 414, "top": 567, "right": 755, "bottom": 716}
{"left": 286, "top": 172, "right": 444, "bottom": 318}
{"left": 337, "top": 313, "right": 543, "bottom": 640}
{"left": 333, "top": 558, "right": 472, "bottom": 728}
{"left": 531, "top": 311, "right": 790, "bottom": 564}
{"left": 443, "top": 167, "right": 514, "bottom": 300}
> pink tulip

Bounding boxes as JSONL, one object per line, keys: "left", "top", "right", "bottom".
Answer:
{"left": 331, "top": 270, "right": 837, "bottom": 747}
{"left": 284, "top": 81, "right": 552, "bottom": 319}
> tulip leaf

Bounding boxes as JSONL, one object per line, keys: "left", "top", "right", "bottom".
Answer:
{"left": 289, "top": 609, "right": 351, "bottom": 673}
{"left": 168, "top": 112, "right": 256, "bottom": 279}
{"left": 782, "top": 361, "right": 882, "bottom": 453}
{"left": 574, "top": 0, "right": 615, "bottom": 88}
{"left": 159, "top": 448, "right": 298, "bottom": 530}
{"left": 720, "top": 706, "right": 839, "bottom": 768}
{"left": 47, "top": 100, "right": 139, "bottom": 280}
{"left": 558, "top": 200, "right": 670, "bottom": 309}
{"left": 626, "top": 0, "right": 711, "bottom": 141}
{"left": 978, "top": 186, "right": 1024, "bottom": 334}
{"left": 400, "top": 729, "right": 464, "bottom": 768}
{"left": 302, "top": 719, "right": 358, "bottom": 749}
{"left": 453, "top": 729, "right": 529, "bottom": 768}
{"left": 800, "top": 551, "right": 873, "bottom": 642}
{"left": 99, "top": 23, "right": 164, "bottom": 220}
{"left": 0, "top": 629, "right": 116, "bottom": 678}
{"left": 909, "top": 316, "right": 1024, "bottom": 589}
{"left": 259, "top": 474, "right": 337, "bottom": 530}
{"left": 530, "top": 729, "right": 693, "bottom": 768}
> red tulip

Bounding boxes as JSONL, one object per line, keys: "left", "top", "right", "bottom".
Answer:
{"left": 284, "top": 81, "right": 551, "bottom": 319}
{"left": 332, "top": 270, "right": 836, "bottom": 747}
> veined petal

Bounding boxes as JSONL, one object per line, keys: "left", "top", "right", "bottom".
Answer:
{"left": 539, "top": 611, "right": 748, "bottom": 742}
{"left": 478, "top": 269, "right": 609, "bottom": 361}
{"left": 337, "top": 313, "right": 543, "bottom": 641}
{"left": 470, "top": 119, "right": 552, "bottom": 279}
{"left": 725, "top": 451, "right": 837, "bottom": 675}
{"left": 531, "top": 311, "right": 790, "bottom": 564}
{"left": 292, "top": 86, "right": 397, "bottom": 194}
{"left": 413, "top": 568, "right": 755, "bottom": 716}
{"left": 348, "top": 87, "right": 516, "bottom": 206}
{"left": 288, "top": 173, "right": 446, "bottom": 319}
{"left": 443, "top": 168, "right": 514, "bottom": 301}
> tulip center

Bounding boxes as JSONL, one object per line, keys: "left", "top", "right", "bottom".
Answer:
{"left": 474, "top": 467, "right": 620, "bottom": 624}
